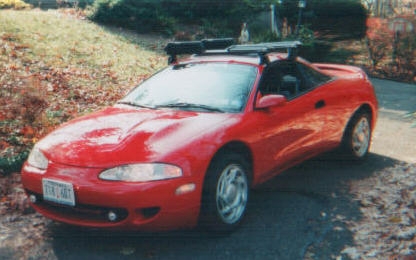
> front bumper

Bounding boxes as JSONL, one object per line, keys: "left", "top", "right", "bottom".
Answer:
{"left": 21, "top": 162, "right": 201, "bottom": 231}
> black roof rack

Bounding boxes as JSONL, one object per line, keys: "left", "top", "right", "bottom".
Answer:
{"left": 165, "top": 38, "right": 235, "bottom": 64}
{"left": 227, "top": 41, "right": 302, "bottom": 63}
{"left": 164, "top": 39, "right": 302, "bottom": 65}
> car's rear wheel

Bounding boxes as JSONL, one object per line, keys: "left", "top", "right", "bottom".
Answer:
{"left": 342, "top": 112, "right": 372, "bottom": 160}
{"left": 200, "top": 154, "right": 249, "bottom": 232}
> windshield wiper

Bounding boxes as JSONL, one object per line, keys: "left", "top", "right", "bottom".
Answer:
{"left": 156, "top": 103, "right": 225, "bottom": 113}
{"left": 117, "top": 101, "right": 155, "bottom": 109}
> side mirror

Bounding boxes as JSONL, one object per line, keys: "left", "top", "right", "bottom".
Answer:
{"left": 256, "top": 94, "right": 287, "bottom": 109}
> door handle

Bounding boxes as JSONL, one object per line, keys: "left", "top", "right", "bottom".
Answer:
{"left": 315, "top": 100, "right": 325, "bottom": 109}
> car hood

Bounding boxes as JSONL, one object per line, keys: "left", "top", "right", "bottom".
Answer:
{"left": 36, "top": 106, "right": 235, "bottom": 168}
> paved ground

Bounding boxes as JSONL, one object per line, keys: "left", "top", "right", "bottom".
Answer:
{"left": 44, "top": 154, "right": 397, "bottom": 260}
{"left": 1, "top": 79, "right": 415, "bottom": 260}
{"left": 39, "top": 79, "right": 416, "bottom": 259}
{"left": 370, "top": 78, "right": 416, "bottom": 163}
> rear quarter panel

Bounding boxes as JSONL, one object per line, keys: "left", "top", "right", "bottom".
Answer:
{"left": 313, "top": 63, "right": 378, "bottom": 144}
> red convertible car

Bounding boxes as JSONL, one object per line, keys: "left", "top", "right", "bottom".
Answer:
{"left": 21, "top": 39, "right": 377, "bottom": 232}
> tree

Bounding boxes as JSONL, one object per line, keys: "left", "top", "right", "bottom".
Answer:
{"left": 362, "top": 0, "right": 414, "bottom": 17}
{"left": 308, "top": 0, "right": 368, "bottom": 39}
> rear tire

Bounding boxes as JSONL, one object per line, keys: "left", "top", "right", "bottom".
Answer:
{"left": 200, "top": 154, "right": 250, "bottom": 233}
{"left": 341, "top": 112, "right": 372, "bottom": 160}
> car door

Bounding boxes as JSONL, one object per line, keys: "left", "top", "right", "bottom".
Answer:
{"left": 295, "top": 61, "right": 340, "bottom": 147}
{"left": 248, "top": 60, "right": 328, "bottom": 182}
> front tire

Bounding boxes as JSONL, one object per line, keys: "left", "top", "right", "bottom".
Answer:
{"left": 341, "top": 112, "right": 372, "bottom": 160}
{"left": 200, "top": 154, "right": 250, "bottom": 232}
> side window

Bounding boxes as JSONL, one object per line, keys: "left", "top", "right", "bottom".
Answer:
{"left": 277, "top": 62, "right": 303, "bottom": 99}
{"left": 258, "top": 68, "right": 281, "bottom": 96}
{"left": 259, "top": 62, "right": 301, "bottom": 99}
{"left": 259, "top": 61, "right": 327, "bottom": 99}
{"left": 296, "top": 63, "right": 332, "bottom": 91}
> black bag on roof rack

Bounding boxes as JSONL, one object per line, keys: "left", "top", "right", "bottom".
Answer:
{"left": 165, "top": 38, "right": 235, "bottom": 64}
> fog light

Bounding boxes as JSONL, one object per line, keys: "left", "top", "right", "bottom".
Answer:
{"left": 108, "top": 211, "right": 117, "bottom": 222}
{"left": 175, "top": 183, "right": 196, "bottom": 195}
{"left": 29, "top": 194, "right": 37, "bottom": 204}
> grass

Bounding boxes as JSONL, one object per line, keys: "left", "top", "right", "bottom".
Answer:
{"left": 0, "top": 9, "right": 166, "bottom": 88}
{"left": 0, "top": 9, "right": 167, "bottom": 173}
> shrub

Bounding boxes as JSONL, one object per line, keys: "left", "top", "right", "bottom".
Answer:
{"left": 198, "top": 19, "right": 234, "bottom": 39}
{"left": 0, "top": 148, "right": 29, "bottom": 174}
{"left": 366, "top": 17, "right": 416, "bottom": 82}
{"left": 293, "top": 25, "right": 332, "bottom": 62}
{"left": 0, "top": 0, "right": 31, "bottom": 9}
{"left": 87, "top": 0, "right": 269, "bottom": 36}
{"left": 268, "top": 0, "right": 367, "bottom": 40}
{"left": 87, "top": 0, "right": 367, "bottom": 42}
{"left": 309, "top": 0, "right": 368, "bottom": 40}
{"left": 87, "top": 0, "right": 177, "bottom": 34}
{"left": 366, "top": 18, "right": 391, "bottom": 68}
{"left": 393, "top": 32, "right": 416, "bottom": 82}
{"left": 0, "top": 77, "right": 47, "bottom": 175}
{"left": 251, "top": 31, "right": 280, "bottom": 44}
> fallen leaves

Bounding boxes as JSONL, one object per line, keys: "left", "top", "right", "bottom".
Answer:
{"left": 0, "top": 173, "right": 32, "bottom": 215}
{"left": 343, "top": 163, "right": 416, "bottom": 259}
{"left": 0, "top": 9, "right": 167, "bottom": 174}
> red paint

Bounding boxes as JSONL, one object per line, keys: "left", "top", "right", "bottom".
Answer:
{"left": 21, "top": 53, "right": 378, "bottom": 231}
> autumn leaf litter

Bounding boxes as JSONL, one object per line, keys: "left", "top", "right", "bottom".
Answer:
{"left": 340, "top": 162, "right": 416, "bottom": 259}
{"left": 0, "top": 9, "right": 167, "bottom": 259}
{"left": 0, "top": 9, "right": 166, "bottom": 168}
{"left": 2, "top": 164, "right": 416, "bottom": 259}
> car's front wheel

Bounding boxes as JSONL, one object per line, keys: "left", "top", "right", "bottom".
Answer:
{"left": 200, "top": 154, "right": 250, "bottom": 232}
{"left": 342, "top": 112, "right": 372, "bottom": 160}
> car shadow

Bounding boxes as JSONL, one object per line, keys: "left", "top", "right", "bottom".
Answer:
{"left": 49, "top": 153, "right": 399, "bottom": 260}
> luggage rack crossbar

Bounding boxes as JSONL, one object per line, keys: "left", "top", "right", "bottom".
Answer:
{"left": 164, "top": 39, "right": 302, "bottom": 64}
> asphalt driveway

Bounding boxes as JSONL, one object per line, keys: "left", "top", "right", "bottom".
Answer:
{"left": 370, "top": 78, "right": 416, "bottom": 163}
{"left": 1, "top": 79, "right": 415, "bottom": 260}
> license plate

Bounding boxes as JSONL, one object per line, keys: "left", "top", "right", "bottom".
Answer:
{"left": 42, "top": 179, "right": 75, "bottom": 206}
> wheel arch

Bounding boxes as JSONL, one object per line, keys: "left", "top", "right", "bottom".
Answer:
{"left": 339, "top": 103, "right": 374, "bottom": 159}
{"left": 350, "top": 103, "right": 375, "bottom": 129}
{"left": 207, "top": 141, "right": 254, "bottom": 184}
{"left": 342, "top": 103, "right": 374, "bottom": 138}
{"left": 199, "top": 141, "right": 253, "bottom": 231}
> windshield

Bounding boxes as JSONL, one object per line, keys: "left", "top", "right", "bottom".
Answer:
{"left": 119, "top": 63, "right": 258, "bottom": 113}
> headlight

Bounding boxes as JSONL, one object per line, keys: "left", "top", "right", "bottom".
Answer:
{"left": 99, "top": 163, "right": 182, "bottom": 182}
{"left": 27, "top": 147, "right": 48, "bottom": 170}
